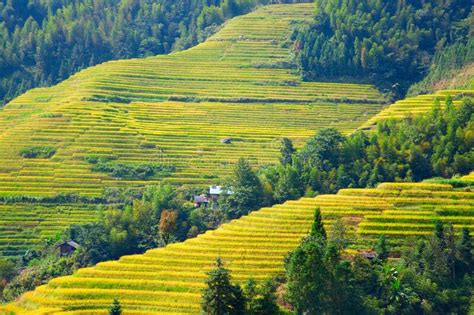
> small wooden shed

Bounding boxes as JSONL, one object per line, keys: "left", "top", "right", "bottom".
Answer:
{"left": 194, "top": 195, "right": 209, "bottom": 207}
{"left": 58, "top": 240, "right": 80, "bottom": 256}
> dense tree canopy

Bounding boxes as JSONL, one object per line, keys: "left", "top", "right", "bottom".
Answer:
{"left": 293, "top": 0, "right": 473, "bottom": 98}
{"left": 262, "top": 97, "right": 473, "bottom": 200}
{"left": 285, "top": 218, "right": 474, "bottom": 314}
{"left": 220, "top": 158, "right": 265, "bottom": 219}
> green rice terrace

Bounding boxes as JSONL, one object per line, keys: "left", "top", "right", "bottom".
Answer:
{"left": 2, "top": 180, "right": 473, "bottom": 314}
{"left": 0, "top": 3, "right": 393, "bottom": 258}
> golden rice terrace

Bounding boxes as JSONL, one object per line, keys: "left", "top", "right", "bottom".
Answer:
{"left": 0, "top": 3, "right": 393, "bottom": 258}
{"left": 0, "top": 4, "right": 386, "bottom": 199}
{"left": 3, "top": 180, "right": 473, "bottom": 314}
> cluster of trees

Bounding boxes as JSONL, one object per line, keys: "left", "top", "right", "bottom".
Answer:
{"left": 0, "top": 0, "right": 306, "bottom": 105}
{"left": 91, "top": 161, "right": 176, "bottom": 179}
{"left": 293, "top": 0, "right": 473, "bottom": 98}
{"left": 285, "top": 210, "right": 473, "bottom": 314}
{"left": 201, "top": 257, "right": 280, "bottom": 315}
{"left": 0, "top": 239, "right": 79, "bottom": 301}
{"left": 199, "top": 209, "right": 473, "bottom": 314}
{"left": 259, "top": 97, "right": 473, "bottom": 202}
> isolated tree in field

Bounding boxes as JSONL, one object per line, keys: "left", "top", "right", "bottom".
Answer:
{"left": 109, "top": 298, "right": 122, "bottom": 315}
{"left": 330, "top": 218, "right": 348, "bottom": 251}
{"left": 202, "top": 257, "right": 245, "bottom": 315}
{"left": 280, "top": 137, "right": 295, "bottom": 166}
{"left": 310, "top": 207, "right": 326, "bottom": 239}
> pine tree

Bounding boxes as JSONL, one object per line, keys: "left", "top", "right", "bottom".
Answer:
{"left": 310, "top": 207, "right": 326, "bottom": 239}
{"left": 279, "top": 137, "right": 295, "bottom": 166}
{"left": 457, "top": 227, "right": 473, "bottom": 276}
{"left": 202, "top": 257, "right": 245, "bottom": 315}
{"left": 330, "top": 218, "right": 348, "bottom": 251}
{"left": 221, "top": 158, "right": 264, "bottom": 218}
{"left": 434, "top": 220, "right": 445, "bottom": 244}
{"left": 244, "top": 279, "right": 279, "bottom": 315}
{"left": 285, "top": 236, "right": 327, "bottom": 314}
{"left": 109, "top": 298, "right": 122, "bottom": 315}
{"left": 375, "top": 234, "right": 388, "bottom": 260}
{"left": 424, "top": 221, "right": 450, "bottom": 284}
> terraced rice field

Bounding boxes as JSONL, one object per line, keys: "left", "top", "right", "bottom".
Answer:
{"left": 463, "top": 172, "right": 474, "bottom": 180}
{"left": 3, "top": 181, "right": 472, "bottom": 314}
{"left": 0, "top": 3, "right": 386, "bottom": 199}
{"left": 363, "top": 89, "right": 474, "bottom": 127}
{"left": 0, "top": 204, "right": 101, "bottom": 257}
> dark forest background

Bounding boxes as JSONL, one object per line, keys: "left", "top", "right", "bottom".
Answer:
{"left": 293, "top": 0, "right": 474, "bottom": 99}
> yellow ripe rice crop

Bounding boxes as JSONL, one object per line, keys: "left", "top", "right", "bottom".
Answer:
{"left": 0, "top": 4, "right": 392, "bottom": 256}
{"left": 4, "top": 180, "right": 473, "bottom": 314}
{"left": 0, "top": 3, "right": 393, "bottom": 257}
{"left": 363, "top": 89, "right": 474, "bottom": 128}
{"left": 0, "top": 3, "right": 386, "bottom": 202}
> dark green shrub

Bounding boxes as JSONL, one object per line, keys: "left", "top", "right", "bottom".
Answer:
{"left": 19, "top": 147, "right": 56, "bottom": 159}
{"left": 90, "top": 161, "right": 176, "bottom": 180}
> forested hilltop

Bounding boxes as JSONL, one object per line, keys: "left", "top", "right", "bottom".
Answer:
{"left": 294, "top": 0, "right": 474, "bottom": 99}
{"left": 3, "top": 0, "right": 473, "bottom": 106}
{"left": 0, "top": 0, "right": 308, "bottom": 105}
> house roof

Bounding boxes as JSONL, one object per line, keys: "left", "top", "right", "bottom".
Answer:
{"left": 209, "top": 185, "right": 223, "bottom": 195}
{"left": 209, "top": 185, "right": 234, "bottom": 195}
{"left": 194, "top": 195, "right": 209, "bottom": 203}
{"left": 59, "top": 240, "right": 80, "bottom": 249}
{"left": 360, "top": 250, "right": 377, "bottom": 259}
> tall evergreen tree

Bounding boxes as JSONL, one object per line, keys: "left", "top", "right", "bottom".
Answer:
{"left": 285, "top": 236, "right": 328, "bottom": 314}
{"left": 279, "top": 137, "right": 295, "bottom": 166}
{"left": 221, "top": 158, "right": 264, "bottom": 219}
{"left": 202, "top": 257, "right": 245, "bottom": 315}
{"left": 109, "top": 298, "right": 122, "bottom": 315}
{"left": 375, "top": 234, "right": 388, "bottom": 261}
{"left": 457, "top": 227, "right": 473, "bottom": 276}
{"left": 310, "top": 207, "right": 326, "bottom": 239}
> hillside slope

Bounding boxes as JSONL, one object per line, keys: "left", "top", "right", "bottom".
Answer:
{"left": 362, "top": 87, "right": 474, "bottom": 128}
{"left": 3, "top": 181, "right": 473, "bottom": 314}
{"left": 0, "top": 4, "right": 388, "bottom": 258}
{"left": 0, "top": 3, "right": 385, "bottom": 197}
